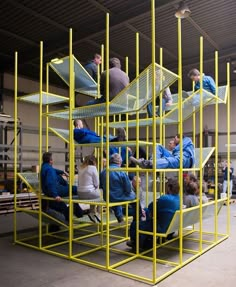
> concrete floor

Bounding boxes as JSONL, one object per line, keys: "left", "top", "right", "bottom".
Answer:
{"left": 0, "top": 205, "right": 236, "bottom": 287}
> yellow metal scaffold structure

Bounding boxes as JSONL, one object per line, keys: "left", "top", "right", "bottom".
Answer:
{"left": 13, "top": 0, "right": 231, "bottom": 284}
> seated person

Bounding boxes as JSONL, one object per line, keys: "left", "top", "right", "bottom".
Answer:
{"left": 100, "top": 153, "right": 136, "bottom": 223}
{"left": 87, "top": 57, "right": 129, "bottom": 105}
{"left": 41, "top": 152, "right": 84, "bottom": 223}
{"left": 73, "top": 119, "right": 126, "bottom": 143}
{"left": 130, "top": 134, "right": 195, "bottom": 169}
{"left": 78, "top": 155, "right": 101, "bottom": 223}
{"left": 84, "top": 53, "right": 102, "bottom": 82}
{"left": 127, "top": 178, "right": 180, "bottom": 250}
{"left": 188, "top": 68, "right": 216, "bottom": 94}
{"left": 196, "top": 180, "right": 209, "bottom": 204}
{"left": 147, "top": 87, "right": 172, "bottom": 117}
{"left": 188, "top": 68, "right": 216, "bottom": 106}
{"left": 183, "top": 181, "right": 199, "bottom": 208}
{"left": 183, "top": 173, "right": 198, "bottom": 194}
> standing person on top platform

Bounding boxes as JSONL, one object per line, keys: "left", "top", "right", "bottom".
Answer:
{"left": 188, "top": 68, "right": 216, "bottom": 94}
{"left": 41, "top": 152, "right": 84, "bottom": 222}
{"left": 84, "top": 53, "right": 102, "bottom": 82}
{"left": 73, "top": 119, "right": 126, "bottom": 143}
{"left": 130, "top": 134, "right": 195, "bottom": 169}
{"left": 87, "top": 57, "right": 129, "bottom": 105}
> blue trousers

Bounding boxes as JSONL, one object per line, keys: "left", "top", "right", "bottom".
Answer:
{"left": 87, "top": 97, "right": 106, "bottom": 106}
{"left": 113, "top": 202, "right": 142, "bottom": 221}
{"left": 153, "top": 145, "right": 192, "bottom": 169}
{"left": 147, "top": 98, "right": 167, "bottom": 117}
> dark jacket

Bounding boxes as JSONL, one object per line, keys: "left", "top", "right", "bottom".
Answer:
{"left": 84, "top": 60, "right": 98, "bottom": 81}
{"left": 41, "top": 163, "right": 76, "bottom": 198}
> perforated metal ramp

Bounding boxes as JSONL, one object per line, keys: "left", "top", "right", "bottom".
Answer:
{"left": 46, "top": 63, "right": 178, "bottom": 119}
{"left": 19, "top": 92, "right": 69, "bottom": 105}
{"left": 50, "top": 56, "right": 98, "bottom": 97}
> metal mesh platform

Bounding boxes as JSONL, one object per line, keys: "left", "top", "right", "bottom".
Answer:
{"left": 18, "top": 172, "right": 39, "bottom": 192}
{"left": 19, "top": 92, "right": 69, "bottom": 105}
{"left": 49, "top": 56, "right": 98, "bottom": 97}
{"left": 46, "top": 63, "right": 178, "bottom": 119}
{"left": 49, "top": 127, "right": 154, "bottom": 147}
{"left": 194, "top": 147, "right": 215, "bottom": 169}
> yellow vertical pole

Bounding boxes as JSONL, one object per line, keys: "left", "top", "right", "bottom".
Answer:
{"left": 105, "top": 13, "right": 110, "bottom": 269}
{"left": 135, "top": 32, "right": 140, "bottom": 255}
{"left": 226, "top": 62, "right": 231, "bottom": 235}
{"left": 125, "top": 56, "right": 129, "bottom": 177}
{"left": 214, "top": 51, "right": 219, "bottom": 241}
{"left": 199, "top": 36, "right": 204, "bottom": 253}
{"left": 46, "top": 63, "right": 49, "bottom": 152}
{"left": 38, "top": 41, "right": 43, "bottom": 249}
{"left": 151, "top": 0, "right": 157, "bottom": 282}
{"left": 14, "top": 51, "right": 18, "bottom": 243}
{"left": 177, "top": 17, "right": 183, "bottom": 265}
{"left": 68, "top": 28, "right": 75, "bottom": 258}
{"left": 159, "top": 47, "right": 165, "bottom": 195}
{"left": 101, "top": 44, "right": 105, "bottom": 73}
{"left": 146, "top": 70, "right": 150, "bottom": 205}
{"left": 192, "top": 81, "right": 196, "bottom": 150}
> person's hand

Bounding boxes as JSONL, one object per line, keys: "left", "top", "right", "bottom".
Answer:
{"left": 55, "top": 196, "right": 62, "bottom": 202}
{"left": 63, "top": 171, "right": 69, "bottom": 177}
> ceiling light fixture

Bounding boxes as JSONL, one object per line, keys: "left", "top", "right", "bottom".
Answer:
{"left": 175, "top": 1, "right": 191, "bottom": 19}
{"left": 51, "top": 58, "right": 64, "bottom": 64}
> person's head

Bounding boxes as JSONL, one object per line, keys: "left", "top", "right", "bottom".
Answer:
{"left": 188, "top": 68, "right": 200, "bottom": 82}
{"left": 185, "top": 173, "right": 198, "bottom": 184}
{"left": 110, "top": 153, "right": 122, "bottom": 166}
{"left": 174, "top": 134, "right": 180, "bottom": 145}
{"left": 168, "top": 139, "right": 176, "bottom": 151}
{"left": 132, "top": 176, "right": 141, "bottom": 190}
{"left": 186, "top": 181, "right": 198, "bottom": 195}
{"left": 42, "top": 152, "right": 53, "bottom": 165}
{"left": 93, "top": 53, "right": 102, "bottom": 65}
{"left": 74, "top": 119, "right": 83, "bottom": 129}
{"left": 82, "top": 155, "right": 97, "bottom": 168}
{"left": 109, "top": 57, "right": 121, "bottom": 69}
{"left": 166, "top": 178, "right": 180, "bottom": 195}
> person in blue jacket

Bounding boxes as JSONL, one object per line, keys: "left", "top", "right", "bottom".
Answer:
{"left": 41, "top": 152, "right": 83, "bottom": 221}
{"left": 73, "top": 119, "right": 126, "bottom": 143}
{"left": 188, "top": 68, "right": 216, "bottom": 94}
{"left": 130, "top": 134, "right": 195, "bottom": 169}
{"left": 127, "top": 178, "right": 180, "bottom": 250}
{"left": 187, "top": 68, "right": 216, "bottom": 106}
{"left": 100, "top": 153, "right": 136, "bottom": 223}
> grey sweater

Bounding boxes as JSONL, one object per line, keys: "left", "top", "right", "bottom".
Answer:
{"left": 100, "top": 67, "right": 129, "bottom": 100}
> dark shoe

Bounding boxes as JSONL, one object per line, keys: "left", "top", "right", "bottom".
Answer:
{"left": 48, "top": 224, "right": 60, "bottom": 232}
{"left": 126, "top": 240, "right": 135, "bottom": 248}
{"left": 117, "top": 216, "right": 124, "bottom": 223}
{"left": 130, "top": 156, "right": 153, "bottom": 169}
{"left": 74, "top": 203, "right": 84, "bottom": 218}
{"left": 88, "top": 213, "right": 96, "bottom": 223}
{"left": 116, "top": 128, "right": 126, "bottom": 141}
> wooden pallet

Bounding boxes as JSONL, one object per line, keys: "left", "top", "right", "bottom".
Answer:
{"left": 0, "top": 193, "right": 38, "bottom": 215}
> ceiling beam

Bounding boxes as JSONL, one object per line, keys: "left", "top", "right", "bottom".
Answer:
{"left": 8, "top": 0, "right": 68, "bottom": 32}
{"left": 7, "top": 0, "right": 180, "bottom": 68}
{"left": 186, "top": 17, "right": 220, "bottom": 50}
{"left": 88, "top": 0, "right": 177, "bottom": 60}
{"left": 85, "top": 39, "right": 138, "bottom": 68}
{"left": 0, "top": 28, "right": 38, "bottom": 47}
